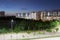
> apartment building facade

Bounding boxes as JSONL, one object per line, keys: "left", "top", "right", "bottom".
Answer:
{"left": 16, "top": 10, "right": 60, "bottom": 21}
{"left": 16, "top": 12, "right": 37, "bottom": 20}
{"left": 40, "top": 10, "right": 60, "bottom": 21}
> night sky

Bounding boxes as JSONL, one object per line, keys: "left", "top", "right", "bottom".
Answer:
{"left": 0, "top": 0, "right": 60, "bottom": 13}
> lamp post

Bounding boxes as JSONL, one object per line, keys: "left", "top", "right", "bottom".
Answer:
{"left": 11, "top": 19, "right": 14, "bottom": 40}
{"left": 11, "top": 19, "right": 14, "bottom": 32}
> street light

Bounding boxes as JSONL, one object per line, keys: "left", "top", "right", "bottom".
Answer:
{"left": 11, "top": 19, "right": 14, "bottom": 32}
{"left": 11, "top": 19, "right": 14, "bottom": 40}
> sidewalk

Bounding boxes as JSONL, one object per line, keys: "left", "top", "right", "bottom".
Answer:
{"left": 32, "top": 37, "right": 60, "bottom": 40}
{"left": 0, "top": 32, "right": 60, "bottom": 40}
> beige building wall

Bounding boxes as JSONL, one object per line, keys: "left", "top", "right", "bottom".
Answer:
{"left": 36, "top": 11, "right": 41, "bottom": 20}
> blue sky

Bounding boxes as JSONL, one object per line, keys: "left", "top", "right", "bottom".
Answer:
{"left": 0, "top": 0, "right": 60, "bottom": 13}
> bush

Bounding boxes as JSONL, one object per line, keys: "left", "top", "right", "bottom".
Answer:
{"left": 56, "top": 28, "right": 59, "bottom": 32}
{"left": 14, "top": 19, "right": 60, "bottom": 32}
{"left": 38, "top": 31, "right": 43, "bottom": 34}
{"left": 0, "top": 19, "right": 60, "bottom": 33}
{"left": 26, "top": 30, "right": 31, "bottom": 34}
{"left": 0, "top": 28, "right": 8, "bottom": 34}
{"left": 46, "top": 29, "right": 52, "bottom": 32}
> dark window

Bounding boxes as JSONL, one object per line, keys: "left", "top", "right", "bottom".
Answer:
{"left": 23, "top": 13, "right": 26, "bottom": 17}
{"left": 27, "top": 13, "right": 30, "bottom": 16}
{"left": 53, "top": 12, "right": 58, "bottom": 16}
{"left": 19, "top": 13, "right": 21, "bottom": 17}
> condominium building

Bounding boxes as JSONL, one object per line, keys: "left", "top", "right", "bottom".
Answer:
{"left": 16, "top": 12, "right": 37, "bottom": 20}
{"left": 40, "top": 10, "right": 60, "bottom": 21}
{"left": 16, "top": 10, "right": 60, "bottom": 21}
{"left": 41, "top": 11, "right": 54, "bottom": 20}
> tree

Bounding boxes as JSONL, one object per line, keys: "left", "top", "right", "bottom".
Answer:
{"left": 35, "top": 22, "right": 41, "bottom": 30}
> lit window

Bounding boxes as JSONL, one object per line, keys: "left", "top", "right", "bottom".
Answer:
{"left": 48, "top": 12, "right": 50, "bottom": 16}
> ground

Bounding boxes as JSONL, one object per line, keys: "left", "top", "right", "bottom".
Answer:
{"left": 0, "top": 31, "right": 60, "bottom": 40}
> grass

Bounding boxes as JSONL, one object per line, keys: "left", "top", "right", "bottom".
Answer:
{"left": 38, "top": 31, "right": 43, "bottom": 34}
{"left": 0, "top": 30, "right": 45, "bottom": 35}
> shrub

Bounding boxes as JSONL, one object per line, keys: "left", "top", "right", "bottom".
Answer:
{"left": 0, "top": 28, "right": 8, "bottom": 34}
{"left": 46, "top": 29, "right": 52, "bottom": 32}
{"left": 38, "top": 31, "right": 43, "bottom": 34}
{"left": 0, "top": 19, "right": 59, "bottom": 33}
{"left": 56, "top": 28, "right": 59, "bottom": 32}
{"left": 26, "top": 30, "right": 31, "bottom": 34}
